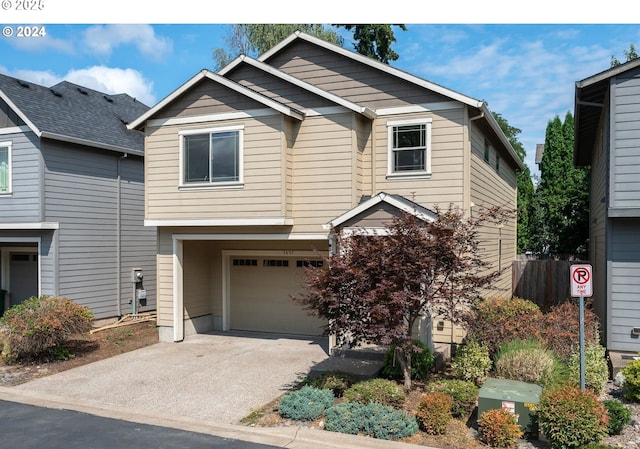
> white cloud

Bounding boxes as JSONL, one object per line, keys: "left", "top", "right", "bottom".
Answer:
{"left": 1, "top": 65, "right": 156, "bottom": 106}
{"left": 64, "top": 66, "right": 156, "bottom": 106}
{"left": 5, "top": 33, "right": 74, "bottom": 54}
{"left": 83, "top": 25, "right": 173, "bottom": 61}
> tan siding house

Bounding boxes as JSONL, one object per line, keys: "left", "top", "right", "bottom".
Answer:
{"left": 130, "top": 31, "right": 524, "bottom": 349}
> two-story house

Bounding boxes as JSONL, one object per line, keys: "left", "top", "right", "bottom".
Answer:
{"left": 130, "top": 31, "right": 524, "bottom": 347}
{"left": 575, "top": 58, "right": 640, "bottom": 355}
{"left": 0, "top": 73, "right": 156, "bottom": 319}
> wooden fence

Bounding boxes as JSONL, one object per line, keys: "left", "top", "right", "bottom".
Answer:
{"left": 511, "top": 257, "right": 573, "bottom": 310}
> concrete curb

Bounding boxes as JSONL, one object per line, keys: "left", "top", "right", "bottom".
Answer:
{"left": 0, "top": 386, "right": 436, "bottom": 449}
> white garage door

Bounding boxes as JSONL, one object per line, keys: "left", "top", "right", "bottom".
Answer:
{"left": 230, "top": 256, "right": 325, "bottom": 335}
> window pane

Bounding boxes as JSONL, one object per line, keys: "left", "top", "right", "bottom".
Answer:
{"left": 211, "top": 131, "right": 239, "bottom": 182}
{"left": 393, "top": 124, "right": 425, "bottom": 149}
{"left": 184, "top": 135, "right": 210, "bottom": 183}
{"left": 394, "top": 148, "right": 425, "bottom": 172}
{"left": 0, "top": 147, "right": 8, "bottom": 192}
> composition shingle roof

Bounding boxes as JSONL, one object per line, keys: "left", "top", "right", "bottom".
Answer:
{"left": 0, "top": 73, "right": 149, "bottom": 156}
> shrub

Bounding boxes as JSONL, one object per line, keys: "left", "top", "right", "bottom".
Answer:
{"left": 537, "top": 385, "right": 609, "bottom": 449}
{"left": 425, "top": 379, "right": 479, "bottom": 418}
{"left": 567, "top": 345, "right": 609, "bottom": 396}
{"left": 307, "top": 371, "right": 358, "bottom": 397}
{"left": 381, "top": 340, "right": 434, "bottom": 381}
{"left": 477, "top": 408, "right": 523, "bottom": 449}
{"left": 451, "top": 339, "right": 492, "bottom": 385}
{"left": 622, "top": 357, "right": 640, "bottom": 402}
{"left": 602, "top": 399, "right": 631, "bottom": 435}
{"left": 343, "top": 378, "right": 406, "bottom": 408}
{"left": 494, "top": 339, "right": 555, "bottom": 384}
{"left": 415, "top": 392, "right": 452, "bottom": 435}
{"left": 541, "top": 300, "right": 600, "bottom": 361}
{"left": 324, "top": 402, "right": 418, "bottom": 440}
{"left": 464, "top": 297, "right": 544, "bottom": 356}
{"left": 278, "top": 386, "right": 334, "bottom": 421}
{"left": 0, "top": 295, "right": 94, "bottom": 361}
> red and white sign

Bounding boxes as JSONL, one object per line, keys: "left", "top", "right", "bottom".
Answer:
{"left": 570, "top": 264, "right": 593, "bottom": 297}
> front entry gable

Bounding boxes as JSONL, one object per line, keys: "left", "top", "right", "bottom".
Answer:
{"left": 325, "top": 192, "right": 437, "bottom": 234}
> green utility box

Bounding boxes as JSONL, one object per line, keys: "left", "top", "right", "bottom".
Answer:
{"left": 478, "top": 378, "right": 542, "bottom": 436}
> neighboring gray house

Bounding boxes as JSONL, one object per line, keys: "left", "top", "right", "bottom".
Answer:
{"left": 0, "top": 73, "right": 156, "bottom": 319}
{"left": 575, "top": 58, "right": 640, "bottom": 353}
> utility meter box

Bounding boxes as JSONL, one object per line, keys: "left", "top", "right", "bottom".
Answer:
{"left": 478, "top": 378, "right": 542, "bottom": 436}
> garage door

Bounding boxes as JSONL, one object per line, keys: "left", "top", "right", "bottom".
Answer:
{"left": 230, "top": 256, "right": 326, "bottom": 335}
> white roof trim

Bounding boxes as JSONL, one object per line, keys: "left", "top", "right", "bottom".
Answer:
{"left": 481, "top": 103, "right": 525, "bottom": 171}
{"left": 172, "top": 233, "right": 328, "bottom": 241}
{"left": 0, "top": 90, "right": 41, "bottom": 137}
{"left": 324, "top": 192, "right": 437, "bottom": 230}
{"left": 221, "top": 55, "right": 377, "bottom": 119}
{"left": 0, "top": 222, "right": 59, "bottom": 230}
{"left": 145, "top": 217, "right": 294, "bottom": 227}
{"left": 259, "top": 31, "right": 485, "bottom": 110}
{"left": 129, "top": 70, "right": 304, "bottom": 130}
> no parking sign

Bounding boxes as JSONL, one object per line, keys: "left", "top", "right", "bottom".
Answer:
{"left": 570, "top": 264, "right": 592, "bottom": 298}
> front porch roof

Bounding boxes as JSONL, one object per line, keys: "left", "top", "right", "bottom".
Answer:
{"left": 324, "top": 192, "right": 438, "bottom": 230}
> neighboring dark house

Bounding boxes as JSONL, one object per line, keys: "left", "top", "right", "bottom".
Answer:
{"left": 575, "top": 58, "right": 640, "bottom": 354}
{"left": 0, "top": 73, "right": 156, "bottom": 319}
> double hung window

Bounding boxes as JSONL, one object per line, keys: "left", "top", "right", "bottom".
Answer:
{"left": 387, "top": 119, "right": 431, "bottom": 177}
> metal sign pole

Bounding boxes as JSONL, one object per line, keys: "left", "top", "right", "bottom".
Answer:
{"left": 579, "top": 295, "right": 585, "bottom": 391}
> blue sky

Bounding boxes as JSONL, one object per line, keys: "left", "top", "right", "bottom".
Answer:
{"left": 1, "top": 3, "right": 639, "bottom": 178}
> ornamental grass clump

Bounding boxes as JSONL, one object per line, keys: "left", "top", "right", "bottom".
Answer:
{"left": 278, "top": 386, "right": 334, "bottom": 421}
{"left": 0, "top": 295, "right": 94, "bottom": 361}
{"left": 494, "top": 339, "right": 555, "bottom": 384}
{"left": 537, "top": 385, "right": 609, "bottom": 449}
{"left": 477, "top": 408, "right": 523, "bottom": 448}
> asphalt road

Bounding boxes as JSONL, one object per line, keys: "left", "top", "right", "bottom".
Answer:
{"left": 0, "top": 400, "right": 282, "bottom": 449}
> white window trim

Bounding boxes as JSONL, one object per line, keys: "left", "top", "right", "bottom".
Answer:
{"left": 0, "top": 141, "right": 12, "bottom": 195}
{"left": 386, "top": 118, "right": 432, "bottom": 179}
{"left": 178, "top": 125, "right": 244, "bottom": 189}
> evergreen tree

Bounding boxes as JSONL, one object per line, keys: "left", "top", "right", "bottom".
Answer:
{"left": 334, "top": 24, "right": 407, "bottom": 63}
{"left": 532, "top": 112, "right": 590, "bottom": 257}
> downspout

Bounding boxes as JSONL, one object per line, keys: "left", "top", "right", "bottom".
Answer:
{"left": 116, "top": 153, "right": 127, "bottom": 317}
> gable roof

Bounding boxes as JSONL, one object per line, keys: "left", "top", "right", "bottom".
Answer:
{"left": 575, "top": 58, "right": 640, "bottom": 166}
{"left": 0, "top": 73, "right": 148, "bottom": 156}
{"left": 128, "top": 69, "right": 304, "bottom": 130}
{"left": 259, "top": 31, "right": 524, "bottom": 172}
{"left": 325, "top": 192, "right": 438, "bottom": 230}
{"left": 219, "top": 55, "right": 378, "bottom": 119}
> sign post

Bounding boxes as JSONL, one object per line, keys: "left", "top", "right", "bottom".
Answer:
{"left": 570, "top": 264, "right": 593, "bottom": 391}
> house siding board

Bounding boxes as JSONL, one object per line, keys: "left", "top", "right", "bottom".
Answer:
{"left": 227, "top": 63, "right": 336, "bottom": 110}
{"left": 608, "top": 218, "right": 640, "bottom": 351}
{"left": 42, "top": 140, "right": 154, "bottom": 319}
{"left": 0, "top": 131, "right": 41, "bottom": 222}
{"left": 268, "top": 40, "right": 451, "bottom": 108}
{"left": 145, "top": 115, "right": 286, "bottom": 221}
{"left": 291, "top": 113, "right": 355, "bottom": 233}
{"left": 611, "top": 69, "right": 640, "bottom": 210}
{"left": 156, "top": 78, "right": 268, "bottom": 119}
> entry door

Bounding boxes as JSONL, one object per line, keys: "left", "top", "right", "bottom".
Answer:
{"left": 9, "top": 252, "right": 38, "bottom": 306}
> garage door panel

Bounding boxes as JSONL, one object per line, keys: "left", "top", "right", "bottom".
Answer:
{"left": 230, "top": 257, "right": 325, "bottom": 335}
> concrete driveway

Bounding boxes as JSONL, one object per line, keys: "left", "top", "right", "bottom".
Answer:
{"left": 12, "top": 331, "right": 330, "bottom": 424}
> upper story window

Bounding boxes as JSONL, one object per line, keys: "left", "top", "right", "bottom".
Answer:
{"left": 180, "top": 125, "right": 243, "bottom": 187}
{"left": 0, "top": 141, "right": 11, "bottom": 195}
{"left": 484, "top": 138, "right": 490, "bottom": 162}
{"left": 387, "top": 118, "right": 432, "bottom": 178}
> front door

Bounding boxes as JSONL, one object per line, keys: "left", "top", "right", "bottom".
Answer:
{"left": 9, "top": 251, "right": 38, "bottom": 306}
